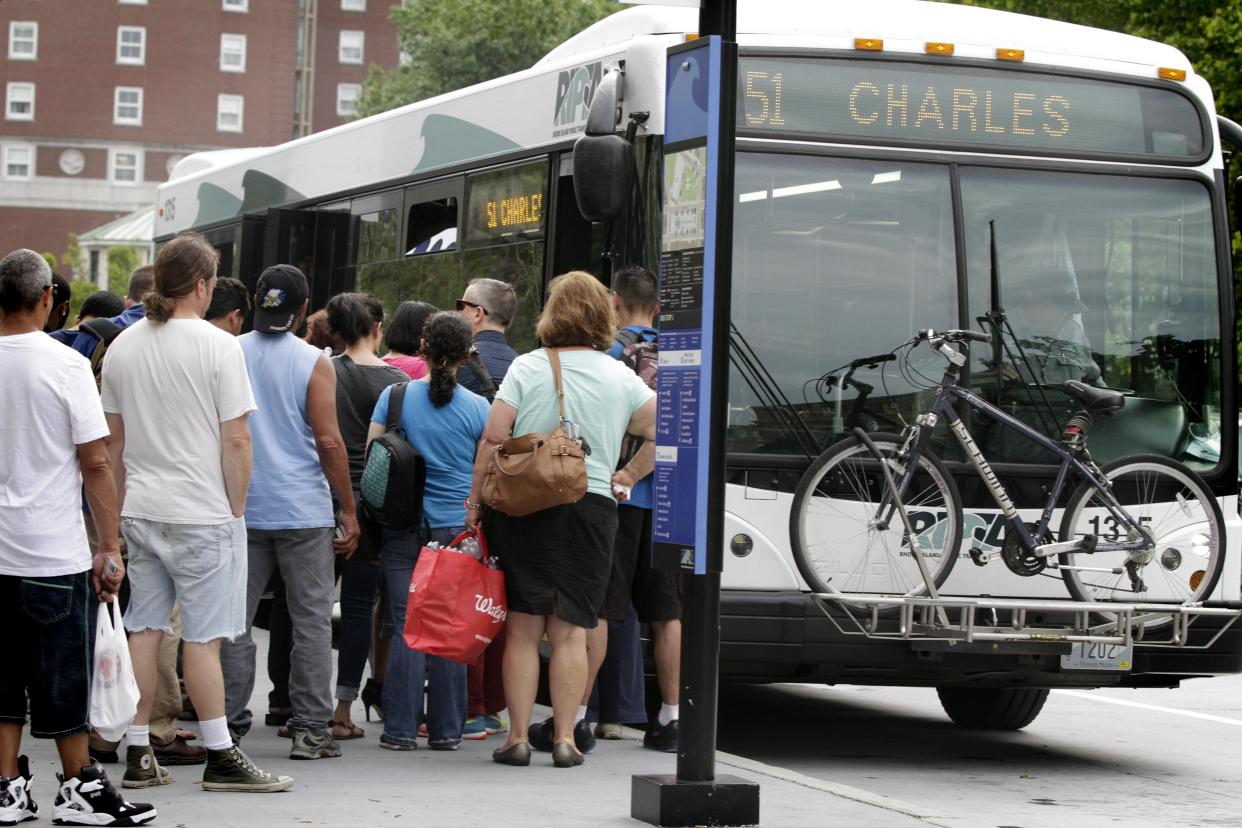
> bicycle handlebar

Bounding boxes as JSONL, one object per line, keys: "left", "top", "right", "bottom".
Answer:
{"left": 916, "top": 328, "right": 992, "bottom": 345}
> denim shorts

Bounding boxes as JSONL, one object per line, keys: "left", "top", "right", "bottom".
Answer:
{"left": 122, "top": 516, "right": 247, "bottom": 643}
{"left": 0, "top": 570, "right": 96, "bottom": 738}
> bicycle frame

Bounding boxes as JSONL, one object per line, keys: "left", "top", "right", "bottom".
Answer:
{"left": 893, "top": 366, "right": 1149, "bottom": 558}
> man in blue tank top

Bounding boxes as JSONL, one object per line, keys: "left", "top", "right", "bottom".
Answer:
{"left": 221, "top": 265, "right": 360, "bottom": 762}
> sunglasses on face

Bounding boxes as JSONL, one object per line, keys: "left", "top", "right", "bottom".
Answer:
{"left": 455, "top": 299, "right": 488, "bottom": 315}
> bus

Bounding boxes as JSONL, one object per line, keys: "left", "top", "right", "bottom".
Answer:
{"left": 155, "top": 0, "right": 1241, "bottom": 729}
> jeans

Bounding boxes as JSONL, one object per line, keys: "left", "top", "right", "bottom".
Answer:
{"left": 223, "top": 527, "right": 336, "bottom": 734}
{"left": 381, "top": 527, "right": 468, "bottom": 747}
{"left": 589, "top": 605, "right": 648, "bottom": 725}
{"left": 335, "top": 550, "right": 380, "bottom": 701}
{"left": 0, "top": 571, "right": 96, "bottom": 739}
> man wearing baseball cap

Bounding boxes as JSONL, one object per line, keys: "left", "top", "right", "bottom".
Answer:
{"left": 222, "top": 264, "right": 360, "bottom": 761}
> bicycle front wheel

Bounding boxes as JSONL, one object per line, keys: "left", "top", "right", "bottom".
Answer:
{"left": 790, "top": 432, "right": 962, "bottom": 599}
{"left": 1059, "top": 454, "right": 1225, "bottom": 606}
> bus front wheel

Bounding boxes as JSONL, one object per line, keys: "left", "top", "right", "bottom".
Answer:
{"left": 936, "top": 687, "right": 1049, "bottom": 730}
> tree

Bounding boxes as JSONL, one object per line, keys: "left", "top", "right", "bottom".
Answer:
{"left": 40, "top": 252, "right": 58, "bottom": 272}
{"left": 62, "top": 232, "right": 83, "bottom": 280}
{"left": 356, "top": 0, "right": 617, "bottom": 118}
{"left": 107, "top": 246, "right": 142, "bottom": 296}
{"left": 68, "top": 279, "right": 97, "bottom": 324}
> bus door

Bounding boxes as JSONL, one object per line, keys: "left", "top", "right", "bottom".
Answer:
{"left": 263, "top": 207, "right": 317, "bottom": 300}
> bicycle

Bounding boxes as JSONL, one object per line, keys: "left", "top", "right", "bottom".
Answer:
{"left": 789, "top": 328, "right": 1225, "bottom": 615}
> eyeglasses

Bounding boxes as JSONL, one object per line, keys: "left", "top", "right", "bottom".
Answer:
{"left": 455, "top": 299, "right": 488, "bottom": 315}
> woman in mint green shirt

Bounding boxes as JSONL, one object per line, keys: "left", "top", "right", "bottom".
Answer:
{"left": 468, "top": 271, "right": 656, "bottom": 769}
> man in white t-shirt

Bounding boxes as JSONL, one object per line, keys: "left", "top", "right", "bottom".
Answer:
{"left": 0, "top": 249, "right": 154, "bottom": 826}
{"left": 101, "top": 234, "right": 292, "bottom": 794}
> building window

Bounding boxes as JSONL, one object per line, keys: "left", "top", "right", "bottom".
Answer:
{"left": 223, "top": 0, "right": 249, "bottom": 11}
{"left": 119, "top": 0, "right": 148, "bottom": 5}
{"left": 342, "top": 0, "right": 367, "bottom": 10}
{"left": 217, "top": 94, "right": 244, "bottom": 132}
{"left": 339, "top": 30, "right": 364, "bottom": 64}
{"left": 110, "top": 148, "right": 142, "bottom": 184}
{"left": 117, "top": 26, "right": 146, "bottom": 65}
{"left": 220, "top": 33, "right": 246, "bottom": 73}
{"left": 5, "top": 83, "right": 34, "bottom": 121}
{"left": 336, "top": 83, "right": 361, "bottom": 117}
{"left": 3, "top": 144, "right": 33, "bottom": 180}
{"left": 114, "top": 87, "right": 143, "bottom": 126}
{"left": 8, "top": 22, "right": 37, "bottom": 61}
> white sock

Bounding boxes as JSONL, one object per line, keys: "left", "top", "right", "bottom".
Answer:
{"left": 658, "top": 703, "right": 679, "bottom": 727}
{"left": 575, "top": 705, "right": 588, "bottom": 724}
{"left": 200, "top": 716, "right": 233, "bottom": 751}
{"left": 126, "top": 725, "right": 150, "bottom": 748}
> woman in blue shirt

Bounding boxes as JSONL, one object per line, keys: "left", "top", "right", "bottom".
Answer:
{"left": 367, "top": 312, "right": 490, "bottom": 750}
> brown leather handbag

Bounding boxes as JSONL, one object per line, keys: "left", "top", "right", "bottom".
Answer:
{"left": 480, "top": 348, "right": 588, "bottom": 517}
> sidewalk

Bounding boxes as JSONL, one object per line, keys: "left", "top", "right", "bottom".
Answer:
{"left": 16, "top": 631, "right": 983, "bottom": 828}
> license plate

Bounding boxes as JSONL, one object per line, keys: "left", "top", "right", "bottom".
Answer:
{"left": 1061, "top": 641, "right": 1133, "bottom": 671}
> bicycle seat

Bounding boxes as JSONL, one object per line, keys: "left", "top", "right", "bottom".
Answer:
{"left": 1063, "top": 380, "right": 1125, "bottom": 418}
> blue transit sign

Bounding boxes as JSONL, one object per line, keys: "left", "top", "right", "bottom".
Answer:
{"left": 652, "top": 36, "right": 724, "bottom": 576}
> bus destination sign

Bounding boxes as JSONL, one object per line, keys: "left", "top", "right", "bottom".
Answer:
{"left": 738, "top": 57, "right": 1203, "bottom": 159}
{"left": 463, "top": 160, "right": 547, "bottom": 246}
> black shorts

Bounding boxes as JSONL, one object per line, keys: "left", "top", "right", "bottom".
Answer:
{"left": 598, "top": 506, "right": 682, "bottom": 623}
{"left": 484, "top": 493, "right": 617, "bottom": 629}
{"left": 0, "top": 570, "right": 97, "bottom": 739}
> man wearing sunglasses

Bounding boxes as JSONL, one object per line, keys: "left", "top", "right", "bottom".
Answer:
{"left": 454, "top": 278, "right": 518, "bottom": 402}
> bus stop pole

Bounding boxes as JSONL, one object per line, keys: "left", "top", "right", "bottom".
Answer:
{"left": 632, "top": 1, "right": 759, "bottom": 824}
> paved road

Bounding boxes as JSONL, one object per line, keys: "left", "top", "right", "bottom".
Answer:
{"left": 714, "top": 674, "right": 1242, "bottom": 828}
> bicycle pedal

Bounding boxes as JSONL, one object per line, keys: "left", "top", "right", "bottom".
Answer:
{"left": 968, "top": 547, "right": 993, "bottom": 566}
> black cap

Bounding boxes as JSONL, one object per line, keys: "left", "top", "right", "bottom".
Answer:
{"left": 253, "top": 264, "right": 308, "bottom": 334}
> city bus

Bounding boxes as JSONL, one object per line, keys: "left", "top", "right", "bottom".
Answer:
{"left": 154, "top": 0, "right": 1241, "bottom": 729}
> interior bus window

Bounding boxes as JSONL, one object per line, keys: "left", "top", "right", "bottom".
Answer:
{"left": 406, "top": 197, "right": 458, "bottom": 256}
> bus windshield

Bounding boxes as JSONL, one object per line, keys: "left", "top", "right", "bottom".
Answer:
{"left": 726, "top": 152, "right": 1223, "bottom": 472}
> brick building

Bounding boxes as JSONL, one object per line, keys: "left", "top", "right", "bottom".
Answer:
{"left": 0, "top": 0, "right": 398, "bottom": 276}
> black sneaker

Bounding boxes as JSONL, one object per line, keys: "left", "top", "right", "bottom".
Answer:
{"left": 0, "top": 755, "right": 38, "bottom": 825}
{"left": 527, "top": 718, "right": 596, "bottom": 754}
{"left": 52, "top": 761, "right": 156, "bottom": 826}
{"left": 643, "top": 719, "right": 679, "bottom": 753}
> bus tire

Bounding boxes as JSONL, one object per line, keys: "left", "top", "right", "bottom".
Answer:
{"left": 936, "top": 687, "right": 1049, "bottom": 730}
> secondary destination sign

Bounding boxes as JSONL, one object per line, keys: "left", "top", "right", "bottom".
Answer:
{"left": 737, "top": 57, "right": 1204, "bottom": 159}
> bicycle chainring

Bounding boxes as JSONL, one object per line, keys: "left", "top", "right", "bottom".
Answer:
{"left": 1002, "top": 522, "right": 1048, "bottom": 577}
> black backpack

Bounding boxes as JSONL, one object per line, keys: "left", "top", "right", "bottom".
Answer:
{"left": 81, "top": 318, "right": 122, "bottom": 393}
{"left": 359, "top": 383, "right": 427, "bottom": 529}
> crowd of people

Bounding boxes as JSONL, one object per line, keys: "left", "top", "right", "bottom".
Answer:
{"left": 0, "top": 235, "right": 678, "bottom": 825}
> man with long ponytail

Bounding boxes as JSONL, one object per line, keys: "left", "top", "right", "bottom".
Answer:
{"left": 100, "top": 233, "right": 293, "bottom": 795}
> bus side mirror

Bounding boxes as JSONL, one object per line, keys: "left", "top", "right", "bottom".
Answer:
{"left": 573, "top": 70, "right": 632, "bottom": 222}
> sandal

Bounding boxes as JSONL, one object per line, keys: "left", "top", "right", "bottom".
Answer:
{"left": 330, "top": 719, "right": 365, "bottom": 740}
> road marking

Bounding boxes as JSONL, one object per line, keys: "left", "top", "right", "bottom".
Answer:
{"left": 1054, "top": 689, "right": 1242, "bottom": 727}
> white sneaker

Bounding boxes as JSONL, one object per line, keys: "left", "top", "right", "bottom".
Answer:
{"left": 0, "top": 755, "right": 37, "bottom": 825}
{"left": 52, "top": 760, "right": 156, "bottom": 826}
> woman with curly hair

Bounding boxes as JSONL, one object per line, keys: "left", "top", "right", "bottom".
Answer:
{"left": 366, "top": 312, "right": 490, "bottom": 750}
{"left": 466, "top": 271, "right": 656, "bottom": 768}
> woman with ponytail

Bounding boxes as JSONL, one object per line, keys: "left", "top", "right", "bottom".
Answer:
{"left": 365, "top": 312, "right": 490, "bottom": 750}
{"left": 324, "top": 293, "right": 407, "bottom": 740}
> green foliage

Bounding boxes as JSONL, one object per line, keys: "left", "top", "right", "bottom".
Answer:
{"left": 40, "top": 252, "right": 57, "bottom": 271}
{"left": 62, "top": 233, "right": 82, "bottom": 279}
{"left": 356, "top": 0, "right": 617, "bottom": 118}
{"left": 106, "top": 246, "right": 142, "bottom": 296}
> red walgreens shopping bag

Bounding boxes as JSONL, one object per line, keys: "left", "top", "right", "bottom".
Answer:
{"left": 403, "top": 529, "right": 507, "bottom": 664}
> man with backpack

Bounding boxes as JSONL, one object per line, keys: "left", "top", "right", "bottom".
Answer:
{"left": 598, "top": 266, "right": 680, "bottom": 753}
{"left": 221, "top": 264, "right": 360, "bottom": 761}
{"left": 72, "top": 266, "right": 154, "bottom": 382}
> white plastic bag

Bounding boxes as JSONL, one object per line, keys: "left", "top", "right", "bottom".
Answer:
{"left": 89, "top": 600, "right": 140, "bottom": 742}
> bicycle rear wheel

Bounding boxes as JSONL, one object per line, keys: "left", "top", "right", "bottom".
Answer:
{"left": 790, "top": 432, "right": 962, "bottom": 600}
{"left": 1059, "top": 454, "right": 1224, "bottom": 606}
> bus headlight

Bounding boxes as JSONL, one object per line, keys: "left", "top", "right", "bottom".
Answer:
{"left": 730, "top": 534, "right": 753, "bottom": 558}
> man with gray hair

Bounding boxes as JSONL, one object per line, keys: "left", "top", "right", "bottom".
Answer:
{"left": 0, "top": 249, "right": 155, "bottom": 826}
{"left": 454, "top": 277, "right": 518, "bottom": 400}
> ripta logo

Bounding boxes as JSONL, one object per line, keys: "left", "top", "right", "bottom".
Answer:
{"left": 554, "top": 61, "right": 603, "bottom": 133}
{"left": 906, "top": 510, "right": 1012, "bottom": 556}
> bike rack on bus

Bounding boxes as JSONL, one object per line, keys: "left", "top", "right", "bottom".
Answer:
{"left": 811, "top": 593, "right": 1242, "bottom": 651}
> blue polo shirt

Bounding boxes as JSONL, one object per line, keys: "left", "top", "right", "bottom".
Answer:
{"left": 608, "top": 325, "right": 657, "bottom": 511}
{"left": 456, "top": 330, "right": 516, "bottom": 397}
{"left": 72, "top": 304, "right": 145, "bottom": 359}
